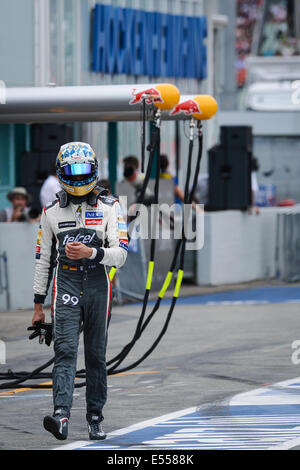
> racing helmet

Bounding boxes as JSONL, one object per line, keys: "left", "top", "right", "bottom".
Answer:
{"left": 56, "top": 142, "right": 98, "bottom": 197}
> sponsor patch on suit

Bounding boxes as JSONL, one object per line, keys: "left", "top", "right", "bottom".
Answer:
{"left": 58, "top": 221, "right": 77, "bottom": 229}
{"left": 118, "top": 222, "right": 127, "bottom": 230}
{"left": 119, "top": 242, "right": 128, "bottom": 251}
{"left": 85, "top": 211, "right": 103, "bottom": 226}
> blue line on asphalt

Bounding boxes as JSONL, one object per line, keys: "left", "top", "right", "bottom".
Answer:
{"left": 69, "top": 377, "right": 300, "bottom": 450}
{"left": 73, "top": 406, "right": 300, "bottom": 450}
{"left": 134, "top": 286, "right": 300, "bottom": 306}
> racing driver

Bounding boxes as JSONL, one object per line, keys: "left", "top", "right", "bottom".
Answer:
{"left": 32, "top": 142, "right": 128, "bottom": 441}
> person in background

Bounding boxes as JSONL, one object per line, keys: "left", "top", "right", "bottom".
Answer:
{"left": 40, "top": 166, "right": 61, "bottom": 208}
{"left": 123, "top": 155, "right": 154, "bottom": 205}
{"left": 123, "top": 155, "right": 139, "bottom": 181}
{"left": 27, "top": 208, "right": 42, "bottom": 223}
{"left": 159, "top": 154, "right": 184, "bottom": 205}
{"left": 0, "top": 187, "right": 32, "bottom": 222}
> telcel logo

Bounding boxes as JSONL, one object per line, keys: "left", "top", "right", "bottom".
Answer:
{"left": 63, "top": 233, "right": 96, "bottom": 246}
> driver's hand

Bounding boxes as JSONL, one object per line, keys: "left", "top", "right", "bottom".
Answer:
{"left": 65, "top": 242, "right": 93, "bottom": 260}
{"left": 32, "top": 303, "right": 45, "bottom": 325}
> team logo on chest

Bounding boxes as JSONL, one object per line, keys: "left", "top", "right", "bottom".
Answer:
{"left": 85, "top": 211, "right": 103, "bottom": 226}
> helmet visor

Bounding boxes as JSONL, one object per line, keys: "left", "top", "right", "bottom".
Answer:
{"left": 63, "top": 163, "right": 93, "bottom": 176}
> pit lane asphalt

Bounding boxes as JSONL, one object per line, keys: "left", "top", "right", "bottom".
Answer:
{"left": 1, "top": 283, "right": 300, "bottom": 450}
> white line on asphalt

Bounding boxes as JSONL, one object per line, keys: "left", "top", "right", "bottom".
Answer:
{"left": 54, "top": 407, "right": 197, "bottom": 450}
{"left": 54, "top": 377, "right": 300, "bottom": 450}
{"left": 269, "top": 436, "right": 300, "bottom": 450}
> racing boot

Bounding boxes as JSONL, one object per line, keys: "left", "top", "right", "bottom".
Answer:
{"left": 87, "top": 415, "right": 106, "bottom": 440}
{"left": 43, "top": 409, "right": 69, "bottom": 440}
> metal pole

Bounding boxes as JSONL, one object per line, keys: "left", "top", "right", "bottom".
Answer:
{"left": 108, "top": 122, "right": 118, "bottom": 195}
{"left": 175, "top": 120, "right": 180, "bottom": 179}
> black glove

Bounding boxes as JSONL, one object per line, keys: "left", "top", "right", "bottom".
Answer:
{"left": 27, "top": 321, "right": 53, "bottom": 346}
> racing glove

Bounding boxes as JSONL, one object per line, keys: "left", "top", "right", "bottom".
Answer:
{"left": 28, "top": 321, "right": 53, "bottom": 346}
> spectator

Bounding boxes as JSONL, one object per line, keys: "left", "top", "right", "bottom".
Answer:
{"left": 236, "top": 52, "right": 247, "bottom": 88}
{"left": 28, "top": 208, "right": 42, "bottom": 223}
{"left": 39, "top": 166, "right": 61, "bottom": 208}
{"left": 235, "top": 0, "right": 261, "bottom": 86}
{"left": 123, "top": 155, "right": 139, "bottom": 178}
{"left": 159, "top": 154, "right": 184, "bottom": 205}
{"left": 0, "top": 187, "right": 32, "bottom": 222}
{"left": 123, "top": 155, "right": 154, "bottom": 205}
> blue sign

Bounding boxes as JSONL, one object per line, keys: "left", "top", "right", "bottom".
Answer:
{"left": 92, "top": 4, "right": 207, "bottom": 79}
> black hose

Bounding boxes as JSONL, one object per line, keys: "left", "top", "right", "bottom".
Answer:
{"left": 108, "top": 126, "right": 203, "bottom": 375}
{"left": 141, "top": 99, "right": 146, "bottom": 173}
{"left": 108, "top": 125, "right": 161, "bottom": 372}
{"left": 0, "top": 357, "right": 55, "bottom": 389}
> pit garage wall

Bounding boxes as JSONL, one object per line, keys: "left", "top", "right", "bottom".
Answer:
{"left": 0, "top": 223, "right": 38, "bottom": 312}
{"left": 0, "top": 207, "right": 297, "bottom": 312}
{"left": 196, "top": 208, "right": 278, "bottom": 286}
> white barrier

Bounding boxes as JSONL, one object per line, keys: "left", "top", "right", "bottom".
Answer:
{"left": 196, "top": 206, "right": 300, "bottom": 286}
{"left": 0, "top": 222, "right": 38, "bottom": 311}
{"left": 0, "top": 205, "right": 299, "bottom": 311}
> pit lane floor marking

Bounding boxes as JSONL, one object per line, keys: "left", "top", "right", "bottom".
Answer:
{"left": 142, "top": 286, "right": 300, "bottom": 307}
{"left": 56, "top": 377, "right": 300, "bottom": 450}
{"left": 0, "top": 381, "right": 53, "bottom": 396}
{"left": 0, "top": 371, "right": 162, "bottom": 396}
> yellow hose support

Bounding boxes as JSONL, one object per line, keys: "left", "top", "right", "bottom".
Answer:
{"left": 174, "top": 269, "right": 184, "bottom": 298}
{"left": 146, "top": 261, "right": 155, "bottom": 290}
{"left": 158, "top": 271, "right": 173, "bottom": 299}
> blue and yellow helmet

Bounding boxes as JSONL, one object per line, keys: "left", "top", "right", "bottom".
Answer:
{"left": 56, "top": 142, "right": 98, "bottom": 197}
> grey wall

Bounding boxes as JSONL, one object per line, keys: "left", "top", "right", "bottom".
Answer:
{"left": 196, "top": 207, "right": 280, "bottom": 286}
{"left": 0, "top": 222, "right": 37, "bottom": 311}
{"left": 0, "top": 0, "right": 35, "bottom": 86}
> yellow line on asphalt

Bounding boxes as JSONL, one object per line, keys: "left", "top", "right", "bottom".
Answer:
{"left": 109, "top": 370, "right": 161, "bottom": 377}
{"left": 0, "top": 371, "right": 163, "bottom": 395}
{"left": 0, "top": 381, "right": 53, "bottom": 396}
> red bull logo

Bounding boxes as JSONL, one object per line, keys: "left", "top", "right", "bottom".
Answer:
{"left": 169, "top": 99, "right": 201, "bottom": 116}
{"left": 129, "top": 87, "right": 164, "bottom": 105}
